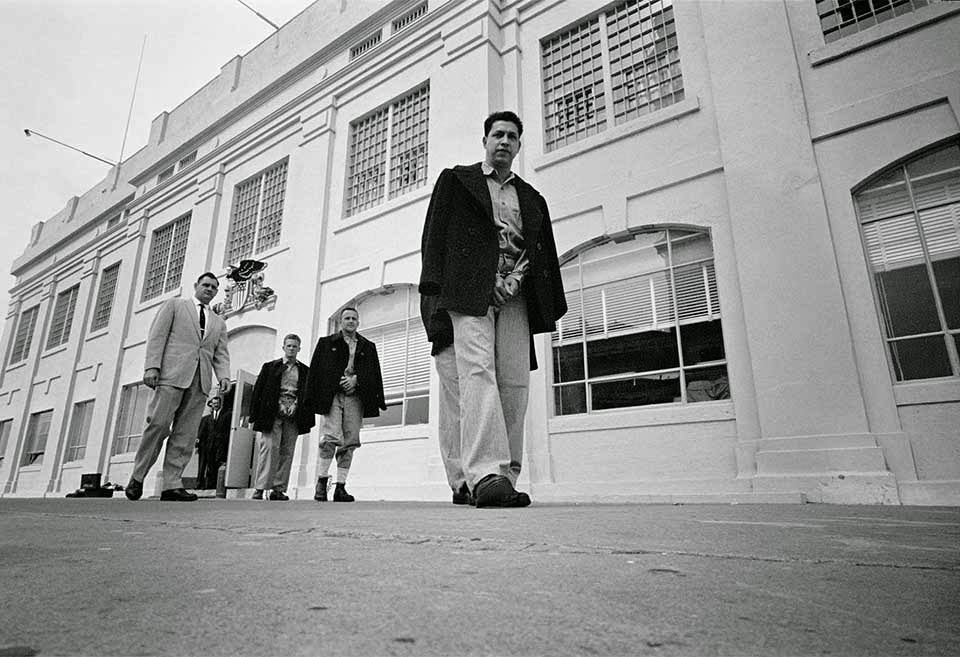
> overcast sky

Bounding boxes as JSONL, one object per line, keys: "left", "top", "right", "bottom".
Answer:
{"left": 0, "top": 0, "right": 315, "bottom": 319}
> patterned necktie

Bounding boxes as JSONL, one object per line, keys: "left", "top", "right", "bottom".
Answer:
{"left": 199, "top": 304, "right": 206, "bottom": 337}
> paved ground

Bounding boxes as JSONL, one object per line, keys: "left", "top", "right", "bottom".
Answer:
{"left": 0, "top": 498, "right": 958, "bottom": 657}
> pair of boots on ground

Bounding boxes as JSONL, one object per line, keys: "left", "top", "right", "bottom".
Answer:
{"left": 314, "top": 476, "right": 354, "bottom": 502}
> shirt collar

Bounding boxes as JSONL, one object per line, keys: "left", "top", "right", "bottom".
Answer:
{"left": 481, "top": 161, "right": 514, "bottom": 184}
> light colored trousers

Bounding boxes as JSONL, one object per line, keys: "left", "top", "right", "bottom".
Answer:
{"left": 255, "top": 417, "right": 299, "bottom": 492}
{"left": 319, "top": 392, "right": 362, "bottom": 468}
{"left": 439, "top": 295, "right": 530, "bottom": 492}
{"left": 132, "top": 367, "right": 207, "bottom": 490}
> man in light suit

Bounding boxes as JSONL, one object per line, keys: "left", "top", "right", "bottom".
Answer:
{"left": 125, "top": 272, "right": 232, "bottom": 502}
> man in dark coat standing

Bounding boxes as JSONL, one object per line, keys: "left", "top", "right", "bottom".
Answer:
{"left": 196, "top": 397, "right": 229, "bottom": 489}
{"left": 305, "top": 307, "right": 386, "bottom": 502}
{"left": 249, "top": 334, "right": 315, "bottom": 501}
{"left": 419, "top": 110, "right": 566, "bottom": 508}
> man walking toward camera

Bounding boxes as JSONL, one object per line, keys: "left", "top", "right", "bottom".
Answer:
{"left": 419, "top": 111, "right": 566, "bottom": 508}
{"left": 305, "top": 307, "right": 386, "bottom": 502}
{"left": 126, "top": 272, "right": 232, "bottom": 502}
{"left": 249, "top": 334, "right": 314, "bottom": 501}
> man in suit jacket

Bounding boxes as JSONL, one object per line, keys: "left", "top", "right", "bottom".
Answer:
{"left": 305, "top": 307, "right": 386, "bottom": 502}
{"left": 249, "top": 334, "right": 315, "bottom": 501}
{"left": 196, "top": 397, "right": 226, "bottom": 490}
{"left": 126, "top": 272, "right": 232, "bottom": 502}
{"left": 419, "top": 111, "right": 566, "bottom": 508}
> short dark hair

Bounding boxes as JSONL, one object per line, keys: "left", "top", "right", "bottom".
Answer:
{"left": 484, "top": 111, "right": 523, "bottom": 138}
{"left": 340, "top": 306, "right": 359, "bottom": 318}
{"left": 283, "top": 333, "right": 301, "bottom": 345}
{"left": 196, "top": 272, "right": 219, "bottom": 285}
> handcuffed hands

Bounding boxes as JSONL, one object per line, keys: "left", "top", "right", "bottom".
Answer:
{"left": 492, "top": 274, "right": 520, "bottom": 308}
{"left": 339, "top": 374, "right": 358, "bottom": 394}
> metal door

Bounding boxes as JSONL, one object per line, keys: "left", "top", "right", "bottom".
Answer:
{"left": 224, "top": 369, "right": 259, "bottom": 488}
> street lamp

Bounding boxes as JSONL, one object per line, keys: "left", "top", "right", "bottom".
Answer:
{"left": 23, "top": 129, "right": 117, "bottom": 166}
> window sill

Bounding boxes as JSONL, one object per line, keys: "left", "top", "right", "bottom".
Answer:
{"left": 61, "top": 461, "right": 83, "bottom": 469}
{"left": 134, "top": 287, "right": 182, "bottom": 316}
{"left": 360, "top": 424, "right": 429, "bottom": 444}
{"left": 809, "top": 3, "right": 960, "bottom": 67}
{"left": 533, "top": 96, "right": 701, "bottom": 172}
{"left": 893, "top": 377, "right": 960, "bottom": 406}
{"left": 40, "top": 344, "right": 70, "bottom": 359}
{"left": 548, "top": 399, "right": 735, "bottom": 435}
{"left": 228, "top": 244, "right": 290, "bottom": 266}
{"left": 85, "top": 326, "right": 113, "bottom": 342}
{"left": 109, "top": 453, "right": 136, "bottom": 464}
{"left": 18, "top": 463, "right": 42, "bottom": 473}
{"left": 5, "top": 361, "right": 28, "bottom": 373}
{"left": 334, "top": 186, "right": 433, "bottom": 235}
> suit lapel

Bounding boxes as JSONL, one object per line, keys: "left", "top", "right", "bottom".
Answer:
{"left": 453, "top": 164, "right": 494, "bottom": 223}
{"left": 515, "top": 177, "right": 544, "bottom": 253}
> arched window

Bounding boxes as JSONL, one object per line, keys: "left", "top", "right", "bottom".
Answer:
{"left": 552, "top": 229, "right": 728, "bottom": 415}
{"left": 855, "top": 142, "right": 960, "bottom": 381}
{"left": 337, "top": 285, "right": 431, "bottom": 427}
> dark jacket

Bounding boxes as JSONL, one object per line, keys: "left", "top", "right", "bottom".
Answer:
{"left": 197, "top": 408, "right": 231, "bottom": 463}
{"left": 249, "top": 358, "right": 315, "bottom": 434}
{"left": 305, "top": 332, "right": 387, "bottom": 418}
{"left": 419, "top": 163, "right": 567, "bottom": 367}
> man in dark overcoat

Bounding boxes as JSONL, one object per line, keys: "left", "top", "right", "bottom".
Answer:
{"left": 419, "top": 110, "right": 566, "bottom": 508}
{"left": 305, "top": 307, "right": 386, "bottom": 502}
{"left": 249, "top": 334, "right": 315, "bottom": 500}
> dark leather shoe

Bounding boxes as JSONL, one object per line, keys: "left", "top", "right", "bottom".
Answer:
{"left": 269, "top": 490, "right": 289, "bottom": 501}
{"left": 252, "top": 489, "right": 263, "bottom": 500}
{"left": 125, "top": 478, "right": 143, "bottom": 501}
{"left": 160, "top": 488, "right": 198, "bottom": 502}
{"left": 474, "top": 475, "right": 530, "bottom": 508}
{"left": 452, "top": 482, "right": 474, "bottom": 506}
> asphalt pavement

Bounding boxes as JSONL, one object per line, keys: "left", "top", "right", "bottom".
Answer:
{"left": 0, "top": 498, "right": 958, "bottom": 657}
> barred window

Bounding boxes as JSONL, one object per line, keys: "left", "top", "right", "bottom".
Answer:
{"left": 345, "top": 84, "right": 430, "bottom": 216}
{"left": 142, "top": 213, "right": 191, "bottom": 301}
{"left": 64, "top": 400, "right": 94, "bottom": 463}
{"left": 9, "top": 305, "right": 39, "bottom": 365}
{"left": 350, "top": 31, "right": 383, "bottom": 60}
{"left": 46, "top": 285, "right": 80, "bottom": 350}
{"left": 178, "top": 150, "right": 197, "bottom": 169}
{"left": 0, "top": 419, "right": 12, "bottom": 462}
{"left": 91, "top": 263, "right": 120, "bottom": 331}
{"left": 112, "top": 383, "right": 152, "bottom": 455}
{"left": 542, "top": 0, "right": 685, "bottom": 152}
{"left": 21, "top": 410, "right": 52, "bottom": 466}
{"left": 337, "top": 285, "right": 431, "bottom": 427}
{"left": 225, "top": 159, "right": 289, "bottom": 264}
{"left": 856, "top": 141, "right": 960, "bottom": 381}
{"left": 393, "top": 2, "right": 427, "bottom": 33}
{"left": 553, "top": 229, "right": 727, "bottom": 415}
{"left": 817, "top": 0, "right": 944, "bottom": 43}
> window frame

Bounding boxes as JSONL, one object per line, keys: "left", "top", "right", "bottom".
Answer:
{"left": 0, "top": 419, "right": 12, "bottom": 463}
{"left": 21, "top": 410, "right": 52, "bottom": 466}
{"left": 816, "top": 0, "right": 946, "bottom": 44}
{"left": 540, "top": 0, "right": 685, "bottom": 153}
{"left": 551, "top": 228, "right": 728, "bottom": 416}
{"left": 112, "top": 383, "right": 153, "bottom": 456}
{"left": 91, "top": 263, "right": 121, "bottom": 332}
{"left": 224, "top": 158, "right": 290, "bottom": 265}
{"left": 854, "top": 140, "right": 960, "bottom": 382}
{"left": 344, "top": 83, "right": 431, "bottom": 217}
{"left": 8, "top": 305, "right": 40, "bottom": 365}
{"left": 45, "top": 284, "right": 80, "bottom": 350}
{"left": 63, "top": 400, "right": 94, "bottom": 463}
{"left": 141, "top": 213, "right": 191, "bottom": 302}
